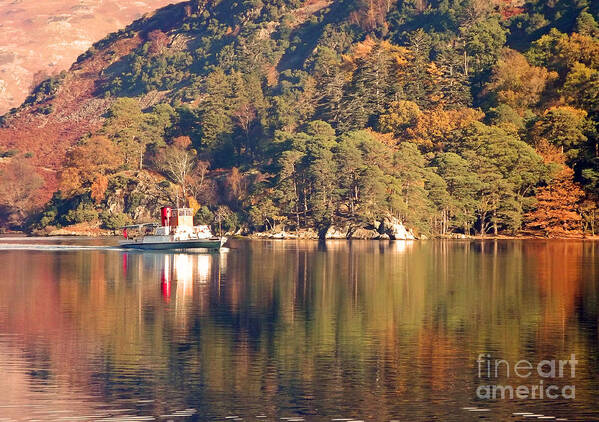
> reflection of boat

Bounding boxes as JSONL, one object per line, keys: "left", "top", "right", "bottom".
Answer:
{"left": 119, "top": 207, "right": 227, "bottom": 251}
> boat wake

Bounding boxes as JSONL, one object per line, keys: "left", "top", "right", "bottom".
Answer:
{"left": 0, "top": 244, "right": 124, "bottom": 252}
{"left": 0, "top": 243, "right": 230, "bottom": 254}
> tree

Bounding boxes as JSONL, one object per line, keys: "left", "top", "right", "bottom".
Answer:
{"left": 532, "top": 106, "right": 588, "bottom": 159}
{"left": 103, "top": 98, "right": 146, "bottom": 169}
{"left": 155, "top": 136, "right": 197, "bottom": 207}
{"left": 274, "top": 148, "right": 305, "bottom": 229}
{"left": 575, "top": 11, "right": 599, "bottom": 38}
{"left": 462, "top": 16, "right": 507, "bottom": 77}
{"left": 557, "top": 33, "right": 599, "bottom": 71}
{"left": 436, "top": 46, "right": 472, "bottom": 108}
{"left": 338, "top": 39, "right": 410, "bottom": 130}
{"left": 561, "top": 62, "right": 599, "bottom": 117}
{"left": 311, "top": 47, "right": 346, "bottom": 126}
{"left": 378, "top": 100, "right": 422, "bottom": 138}
{"left": 388, "top": 142, "right": 433, "bottom": 232}
{"left": 334, "top": 131, "right": 390, "bottom": 223}
{"left": 272, "top": 71, "right": 317, "bottom": 132}
{"left": 432, "top": 152, "right": 481, "bottom": 235}
{"left": 526, "top": 165, "right": 585, "bottom": 237}
{"left": 402, "top": 30, "right": 436, "bottom": 108}
{"left": 405, "top": 106, "right": 484, "bottom": 151}
{"left": 486, "top": 49, "right": 555, "bottom": 113}
{"left": 147, "top": 30, "right": 169, "bottom": 55}
{"left": 0, "top": 158, "right": 44, "bottom": 223}
{"left": 249, "top": 197, "right": 280, "bottom": 231}
{"left": 304, "top": 122, "right": 338, "bottom": 226}
{"left": 59, "top": 135, "right": 123, "bottom": 199}
{"left": 102, "top": 99, "right": 172, "bottom": 170}
{"left": 449, "top": 122, "right": 546, "bottom": 235}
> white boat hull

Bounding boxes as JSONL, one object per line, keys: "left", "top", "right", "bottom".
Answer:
{"left": 119, "top": 237, "right": 227, "bottom": 250}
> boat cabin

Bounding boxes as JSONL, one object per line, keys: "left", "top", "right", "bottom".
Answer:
{"left": 161, "top": 207, "right": 193, "bottom": 228}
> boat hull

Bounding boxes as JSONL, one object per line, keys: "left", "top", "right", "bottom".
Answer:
{"left": 119, "top": 238, "right": 226, "bottom": 250}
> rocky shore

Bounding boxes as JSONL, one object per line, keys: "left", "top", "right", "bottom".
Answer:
{"left": 249, "top": 218, "right": 418, "bottom": 240}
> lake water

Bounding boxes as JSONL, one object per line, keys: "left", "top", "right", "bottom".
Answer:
{"left": 0, "top": 238, "right": 597, "bottom": 421}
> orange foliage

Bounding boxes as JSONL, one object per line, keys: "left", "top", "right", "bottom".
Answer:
{"left": 534, "top": 139, "right": 565, "bottom": 165}
{"left": 0, "top": 34, "right": 143, "bottom": 206}
{"left": 90, "top": 174, "right": 109, "bottom": 204}
{"left": 366, "top": 128, "right": 397, "bottom": 148}
{"left": 172, "top": 135, "right": 192, "bottom": 150}
{"left": 557, "top": 32, "right": 599, "bottom": 70}
{"left": 342, "top": 37, "right": 410, "bottom": 70}
{"left": 487, "top": 49, "right": 556, "bottom": 113}
{"left": 65, "top": 135, "right": 123, "bottom": 176}
{"left": 526, "top": 165, "right": 584, "bottom": 237}
{"left": 59, "top": 167, "right": 83, "bottom": 196}
{"left": 0, "top": 158, "right": 44, "bottom": 217}
{"left": 60, "top": 136, "right": 122, "bottom": 198}
{"left": 407, "top": 107, "right": 484, "bottom": 150}
{"left": 348, "top": 0, "right": 397, "bottom": 32}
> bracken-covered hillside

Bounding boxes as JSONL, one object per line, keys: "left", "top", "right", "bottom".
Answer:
{"left": 0, "top": 0, "right": 176, "bottom": 115}
{"left": 0, "top": 0, "right": 598, "bottom": 238}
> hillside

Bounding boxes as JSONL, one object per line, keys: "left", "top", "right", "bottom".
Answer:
{"left": 0, "top": 0, "right": 598, "bottom": 237}
{"left": 0, "top": 0, "right": 176, "bottom": 115}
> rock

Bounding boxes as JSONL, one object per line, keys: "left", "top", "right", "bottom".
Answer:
{"left": 378, "top": 233, "right": 390, "bottom": 240}
{"left": 381, "top": 216, "right": 416, "bottom": 240}
{"left": 297, "top": 229, "right": 319, "bottom": 239}
{"left": 420, "top": 234, "right": 428, "bottom": 240}
{"left": 389, "top": 223, "right": 416, "bottom": 240}
{"left": 351, "top": 227, "right": 380, "bottom": 239}
{"left": 269, "top": 231, "right": 297, "bottom": 239}
{"left": 324, "top": 225, "right": 349, "bottom": 239}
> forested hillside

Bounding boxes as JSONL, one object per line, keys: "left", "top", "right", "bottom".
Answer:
{"left": 0, "top": 0, "right": 598, "bottom": 238}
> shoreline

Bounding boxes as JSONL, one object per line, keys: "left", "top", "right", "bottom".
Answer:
{"left": 1, "top": 229, "right": 597, "bottom": 241}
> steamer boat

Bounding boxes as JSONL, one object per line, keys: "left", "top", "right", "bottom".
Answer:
{"left": 119, "top": 207, "right": 227, "bottom": 251}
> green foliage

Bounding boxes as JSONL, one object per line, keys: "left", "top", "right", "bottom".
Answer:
{"left": 195, "top": 206, "right": 215, "bottom": 225}
{"left": 100, "top": 211, "right": 131, "bottom": 229}
{"left": 111, "top": 50, "right": 194, "bottom": 95}
{"left": 0, "top": 149, "right": 18, "bottom": 158}
{"left": 125, "top": 192, "right": 145, "bottom": 213}
{"left": 64, "top": 202, "right": 99, "bottom": 225}
{"left": 23, "top": 72, "right": 66, "bottom": 107}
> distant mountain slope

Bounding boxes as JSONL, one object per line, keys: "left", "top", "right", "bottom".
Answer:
{"left": 0, "top": 0, "right": 176, "bottom": 115}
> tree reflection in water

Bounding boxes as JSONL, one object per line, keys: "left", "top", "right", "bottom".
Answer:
{"left": 0, "top": 239, "right": 596, "bottom": 420}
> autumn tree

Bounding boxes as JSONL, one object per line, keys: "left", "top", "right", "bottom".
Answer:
{"left": 405, "top": 106, "right": 484, "bottom": 151}
{"left": 0, "top": 158, "right": 44, "bottom": 224}
{"left": 378, "top": 100, "right": 422, "bottom": 138}
{"left": 526, "top": 165, "right": 585, "bottom": 237}
{"left": 486, "top": 49, "right": 555, "bottom": 113}
{"left": 59, "top": 135, "right": 123, "bottom": 203}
